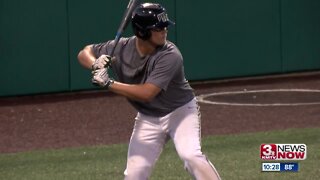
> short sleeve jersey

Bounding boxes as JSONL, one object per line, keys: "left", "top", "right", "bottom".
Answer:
{"left": 92, "top": 36, "right": 194, "bottom": 117}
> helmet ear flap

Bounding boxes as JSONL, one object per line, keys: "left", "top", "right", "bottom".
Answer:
{"left": 140, "top": 29, "right": 151, "bottom": 40}
{"left": 133, "top": 26, "right": 151, "bottom": 40}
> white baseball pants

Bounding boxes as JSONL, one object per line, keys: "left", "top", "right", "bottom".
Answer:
{"left": 124, "top": 98, "right": 221, "bottom": 180}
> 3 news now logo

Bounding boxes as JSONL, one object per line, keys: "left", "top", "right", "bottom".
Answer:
{"left": 260, "top": 144, "right": 307, "bottom": 160}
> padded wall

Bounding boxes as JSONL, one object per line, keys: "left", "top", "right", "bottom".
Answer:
{"left": 0, "top": 0, "right": 69, "bottom": 96}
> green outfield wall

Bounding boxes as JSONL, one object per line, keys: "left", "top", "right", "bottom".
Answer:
{"left": 1, "top": 0, "right": 319, "bottom": 96}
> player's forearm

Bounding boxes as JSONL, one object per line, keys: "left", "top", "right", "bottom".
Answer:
{"left": 77, "top": 45, "right": 96, "bottom": 69}
{"left": 109, "top": 82, "right": 160, "bottom": 102}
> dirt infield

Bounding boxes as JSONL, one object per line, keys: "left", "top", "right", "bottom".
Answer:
{"left": 1, "top": 72, "right": 320, "bottom": 153}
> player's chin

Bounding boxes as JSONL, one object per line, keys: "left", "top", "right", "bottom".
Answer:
{"left": 158, "top": 41, "right": 166, "bottom": 46}
{"left": 157, "top": 38, "right": 167, "bottom": 46}
{"left": 150, "top": 37, "right": 166, "bottom": 46}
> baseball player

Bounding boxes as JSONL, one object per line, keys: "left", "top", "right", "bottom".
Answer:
{"left": 78, "top": 2, "right": 221, "bottom": 180}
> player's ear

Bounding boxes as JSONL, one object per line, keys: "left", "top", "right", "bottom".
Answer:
{"left": 138, "top": 31, "right": 145, "bottom": 37}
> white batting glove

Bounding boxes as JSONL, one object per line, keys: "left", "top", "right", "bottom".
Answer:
{"left": 92, "top": 68, "right": 112, "bottom": 87}
{"left": 92, "top": 55, "right": 111, "bottom": 70}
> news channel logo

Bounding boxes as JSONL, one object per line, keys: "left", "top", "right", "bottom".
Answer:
{"left": 260, "top": 144, "right": 307, "bottom": 172}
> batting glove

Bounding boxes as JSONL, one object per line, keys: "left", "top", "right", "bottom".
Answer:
{"left": 91, "top": 68, "right": 114, "bottom": 88}
{"left": 92, "top": 55, "right": 112, "bottom": 70}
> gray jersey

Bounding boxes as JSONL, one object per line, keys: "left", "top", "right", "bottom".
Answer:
{"left": 92, "top": 36, "right": 194, "bottom": 117}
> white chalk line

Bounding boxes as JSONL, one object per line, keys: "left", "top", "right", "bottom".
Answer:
{"left": 196, "top": 89, "right": 320, "bottom": 106}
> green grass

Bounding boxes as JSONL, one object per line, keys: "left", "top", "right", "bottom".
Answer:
{"left": 0, "top": 128, "right": 319, "bottom": 180}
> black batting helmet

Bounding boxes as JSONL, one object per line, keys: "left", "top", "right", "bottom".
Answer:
{"left": 131, "top": 3, "right": 175, "bottom": 40}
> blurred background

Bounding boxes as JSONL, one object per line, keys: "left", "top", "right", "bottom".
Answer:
{"left": 1, "top": 0, "right": 320, "bottom": 97}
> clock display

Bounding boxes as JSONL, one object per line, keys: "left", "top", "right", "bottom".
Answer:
{"left": 262, "top": 163, "right": 280, "bottom": 172}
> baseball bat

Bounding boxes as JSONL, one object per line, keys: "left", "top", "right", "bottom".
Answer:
{"left": 107, "top": 0, "right": 140, "bottom": 66}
